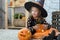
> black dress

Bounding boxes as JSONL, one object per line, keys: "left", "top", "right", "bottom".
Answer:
{"left": 27, "top": 16, "right": 57, "bottom": 40}
{"left": 27, "top": 16, "right": 50, "bottom": 35}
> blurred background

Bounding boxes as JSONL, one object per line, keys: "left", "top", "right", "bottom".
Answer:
{"left": 0, "top": 0, "right": 60, "bottom": 40}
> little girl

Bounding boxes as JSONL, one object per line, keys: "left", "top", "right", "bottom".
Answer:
{"left": 18, "top": 0, "right": 60, "bottom": 40}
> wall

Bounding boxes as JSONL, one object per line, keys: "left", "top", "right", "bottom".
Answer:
{"left": 0, "top": 0, "right": 5, "bottom": 28}
{"left": 44, "top": 0, "right": 60, "bottom": 24}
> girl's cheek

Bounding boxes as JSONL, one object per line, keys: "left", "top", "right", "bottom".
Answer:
{"left": 31, "top": 11, "right": 38, "bottom": 16}
{"left": 35, "top": 13, "right": 38, "bottom": 16}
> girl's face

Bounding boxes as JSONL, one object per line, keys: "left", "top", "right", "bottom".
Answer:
{"left": 30, "top": 7, "right": 41, "bottom": 18}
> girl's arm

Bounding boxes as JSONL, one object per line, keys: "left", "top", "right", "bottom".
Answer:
{"left": 27, "top": 18, "right": 36, "bottom": 35}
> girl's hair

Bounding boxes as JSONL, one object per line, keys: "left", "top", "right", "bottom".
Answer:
{"left": 29, "top": 15, "right": 44, "bottom": 23}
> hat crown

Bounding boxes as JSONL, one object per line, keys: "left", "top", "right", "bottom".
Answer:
{"left": 35, "top": 0, "right": 45, "bottom": 7}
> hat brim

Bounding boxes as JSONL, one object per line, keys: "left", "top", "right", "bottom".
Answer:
{"left": 24, "top": 2, "right": 47, "bottom": 18}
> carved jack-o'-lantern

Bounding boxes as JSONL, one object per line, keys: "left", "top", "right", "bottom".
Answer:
{"left": 18, "top": 28, "right": 32, "bottom": 40}
{"left": 32, "top": 24, "right": 50, "bottom": 38}
{"left": 35, "top": 24, "right": 48, "bottom": 33}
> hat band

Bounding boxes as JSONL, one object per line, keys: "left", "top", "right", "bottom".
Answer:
{"left": 33, "top": 2, "right": 43, "bottom": 7}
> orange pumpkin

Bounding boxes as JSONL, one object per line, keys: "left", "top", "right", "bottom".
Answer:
{"left": 32, "top": 30, "right": 50, "bottom": 39}
{"left": 32, "top": 24, "right": 50, "bottom": 39}
{"left": 35, "top": 24, "right": 46, "bottom": 33}
{"left": 32, "top": 24, "right": 58, "bottom": 39}
{"left": 18, "top": 28, "right": 32, "bottom": 40}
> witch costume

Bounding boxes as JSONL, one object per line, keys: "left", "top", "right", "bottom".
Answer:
{"left": 18, "top": 0, "right": 59, "bottom": 40}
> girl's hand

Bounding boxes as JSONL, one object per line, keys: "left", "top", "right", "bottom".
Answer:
{"left": 56, "top": 32, "right": 60, "bottom": 36}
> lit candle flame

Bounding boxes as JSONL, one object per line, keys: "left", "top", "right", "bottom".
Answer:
{"left": 42, "top": 29, "right": 44, "bottom": 32}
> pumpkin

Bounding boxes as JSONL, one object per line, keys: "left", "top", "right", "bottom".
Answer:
{"left": 32, "top": 24, "right": 59, "bottom": 39}
{"left": 18, "top": 28, "right": 32, "bottom": 40}
{"left": 35, "top": 24, "right": 48, "bottom": 33}
{"left": 32, "top": 30, "right": 50, "bottom": 39}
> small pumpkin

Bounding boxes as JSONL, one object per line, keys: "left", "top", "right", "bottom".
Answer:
{"left": 18, "top": 28, "right": 32, "bottom": 40}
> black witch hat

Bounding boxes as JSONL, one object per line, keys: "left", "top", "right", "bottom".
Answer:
{"left": 24, "top": 0, "right": 47, "bottom": 18}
